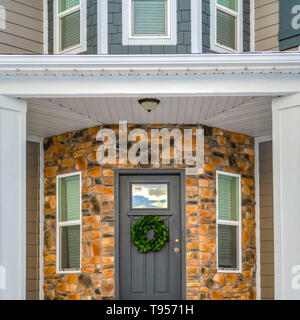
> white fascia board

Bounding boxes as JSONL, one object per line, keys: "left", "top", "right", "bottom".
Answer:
{"left": 1, "top": 53, "right": 300, "bottom": 74}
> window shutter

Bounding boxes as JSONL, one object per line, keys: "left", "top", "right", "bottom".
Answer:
{"left": 217, "top": 9, "right": 236, "bottom": 50}
{"left": 61, "top": 225, "right": 80, "bottom": 270}
{"left": 61, "top": 10, "right": 81, "bottom": 51}
{"left": 218, "top": 174, "right": 238, "bottom": 221}
{"left": 133, "top": 0, "right": 167, "bottom": 36}
{"left": 218, "top": 224, "right": 237, "bottom": 269}
{"left": 59, "top": 175, "right": 80, "bottom": 222}
{"left": 59, "top": 0, "right": 80, "bottom": 13}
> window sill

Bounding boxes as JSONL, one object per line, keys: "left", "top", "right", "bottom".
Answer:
{"left": 122, "top": 37, "right": 177, "bottom": 46}
{"left": 55, "top": 44, "right": 87, "bottom": 55}
{"left": 211, "top": 42, "right": 239, "bottom": 54}
{"left": 217, "top": 269, "right": 242, "bottom": 274}
{"left": 56, "top": 269, "right": 81, "bottom": 274}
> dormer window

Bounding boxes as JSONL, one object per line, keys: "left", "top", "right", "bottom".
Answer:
{"left": 122, "top": 0, "right": 177, "bottom": 46}
{"left": 54, "top": 0, "right": 87, "bottom": 54}
{"left": 211, "top": 0, "right": 243, "bottom": 53}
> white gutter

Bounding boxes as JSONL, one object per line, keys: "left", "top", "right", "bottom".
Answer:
{"left": 0, "top": 53, "right": 300, "bottom": 75}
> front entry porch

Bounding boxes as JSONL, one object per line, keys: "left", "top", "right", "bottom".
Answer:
{"left": 0, "top": 53, "right": 300, "bottom": 300}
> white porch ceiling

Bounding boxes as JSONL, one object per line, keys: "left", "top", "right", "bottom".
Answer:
{"left": 27, "top": 96, "right": 272, "bottom": 138}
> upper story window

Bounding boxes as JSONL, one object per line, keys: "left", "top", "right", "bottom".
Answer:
{"left": 54, "top": 0, "right": 87, "bottom": 54}
{"left": 210, "top": 0, "right": 243, "bottom": 53}
{"left": 216, "top": 171, "right": 242, "bottom": 273}
{"left": 122, "top": 0, "right": 177, "bottom": 46}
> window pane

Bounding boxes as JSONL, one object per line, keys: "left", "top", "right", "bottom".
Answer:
{"left": 58, "top": 175, "right": 80, "bottom": 222}
{"left": 217, "top": 9, "right": 236, "bottom": 50}
{"left": 133, "top": 0, "right": 167, "bottom": 35}
{"left": 132, "top": 183, "right": 168, "bottom": 209}
{"left": 59, "top": 0, "right": 80, "bottom": 13}
{"left": 218, "top": 174, "right": 239, "bottom": 221}
{"left": 218, "top": 224, "right": 238, "bottom": 269}
{"left": 60, "top": 225, "right": 80, "bottom": 270}
{"left": 217, "top": 0, "right": 238, "bottom": 12}
{"left": 60, "top": 10, "right": 81, "bottom": 51}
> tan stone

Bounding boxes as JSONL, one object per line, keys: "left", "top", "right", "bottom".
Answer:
{"left": 102, "top": 278, "right": 114, "bottom": 296}
{"left": 44, "top": 166, "right": 59, "bottom": 178}
{"left": 62, "top": 158, "right": 75, "bottom": 167}
{"left": 75, "top": 157, "right": 88, "bottom": 170}
{"left": 213, "top": 274, "right": 225, "bottom": 286}
{"left": 67, "top": 293, "right": 80, "bottom": 300}
{"left": 88, "top": 167, "right": 102, "bottom": 177}
{"left": 242, "top": 229, "right": 250, "bottom": 245}
{"left": 91, "top": 240, "right": 101, "bottom": 256}
{"left": 210, "top": 290, "right": 224, "bottom": 300}
{"left": 66, "top": 274, "right": 78, "bottom": 284}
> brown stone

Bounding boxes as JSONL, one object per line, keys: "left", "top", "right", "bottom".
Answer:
{"left": 231, "top": 133, "right": 245, "bottom": 143}
{"left": 75, "top": 157, "right": 88, "bottom": 170}
{"left": 91, "top": 240, "right": 101, "bottom": 256}
{"left": 102, "top": 278, "right": 114, "bottom": 296}
{"left": 242, "top": 229, "right": 250, "bottom": 245}
{"left": 62, "top": 158, "right": 75, "bottom": 167}
{"left": 67, "top": 293, "right": 80, "bottom": 300}
{"left": 88, "top": 167, "right": 102, "bottom": 178}
{"left": 44, "top": 166, "right": 59, "bottom": 177}
{"left": 210, "top": 290, "right": 224, "bottom": 300}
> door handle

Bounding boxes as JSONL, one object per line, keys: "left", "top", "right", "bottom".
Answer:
{"left": 175, "top": 238, "right": 179, "bottom": 243}
{"left": 174, "top": 247, "right": 180, "bottom": 253}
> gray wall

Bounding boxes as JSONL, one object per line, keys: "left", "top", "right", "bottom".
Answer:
{"left": 48, "top": 0, "right": 97, "bottom": 54}
{"left": 202, "top": 0, "right": 251, "bottom": 52}
{"left": 108, "top": 0, "right": 191, "bottom": 54}
{"left": 0, "top": 0, "right": 44, "bottom": 54}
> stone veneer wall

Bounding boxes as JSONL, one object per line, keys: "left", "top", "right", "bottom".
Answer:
{"left": 43, "top": 124, "right": 256, "bottom": 300}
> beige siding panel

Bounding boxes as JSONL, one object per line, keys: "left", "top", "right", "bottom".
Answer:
{"left": 0, "top": 0, "right": 43, "bottom": 54}
{"left": 1, "top": 0, "right": 42, "bottom": 20}
{"left": 255, "top": 0, "right": 277, "bottom": 9}
{"left": 3, "top": 21, "right": 43, "bottom": 43}
{"left": 255, "top": 0, "right": 279, "bottom": 51}
{"left": 256, "top": 2, "right": 279, "bottom": 20}
{"left": 26, "top": 141, "right": 40, "bottom": 300}
{"left": 12, "top": 0, "right": 43, "bottom": 10}
{"left": 255, "top": 13, "right": 279, "bottom": 30}
{"left": 0, "top": 31, "right": 43, "bottom": 53}
{"left": 259, "top": 140, "right": 274, "bottom": 300}
{"left": 255, "top": 25, "right": 279, "bottom": 42}
{"left": 256, "top": 36, "right": 279, "bottom": 51}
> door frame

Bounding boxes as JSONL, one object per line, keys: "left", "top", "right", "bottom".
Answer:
{"left": 114, "top": 168, "right": 186, "bottom": 300}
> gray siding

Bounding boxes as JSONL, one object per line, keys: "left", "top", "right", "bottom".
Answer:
{"left": 26, "top": 141, "right": 40, "bottom": 300}
{"left": 48, "top": 0, "right": 97, "bottom": 54}
{"left": 259, "top": 141, "right": 274, "bottom": 300}
{"left": 108, "top": 0, "right": 191, "bottom": 54}
{"left": 202, "top": 0, "right": 251, "bottom": 52}
{"left": 0, "top": 0, "right": 44, "bottom": 54}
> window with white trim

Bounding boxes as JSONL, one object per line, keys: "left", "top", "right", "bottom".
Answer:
{"left": 56, "top": 172, "right": 81, "bottom": 273}
{"left": 54, "top": 0, "right": 87, "bottom": 54}
{"left": 210, "top": 0, "right": 243, "bottom": 53}
{"left": 122, "top": 0, "right": 177, "bottom": 46}
{"left": 217, "top": 171, "right": 242, "bottom": 272}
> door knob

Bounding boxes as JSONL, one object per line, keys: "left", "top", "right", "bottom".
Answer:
{"left": 174, "top": 247, "right": 180, "bottom": 253}
{"left": 175, "top": 238, "right": 179, "bottom": 243}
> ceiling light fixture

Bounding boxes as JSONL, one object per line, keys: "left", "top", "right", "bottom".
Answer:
{"left": 138, "top": 98, "right": 160, "bottom": 113}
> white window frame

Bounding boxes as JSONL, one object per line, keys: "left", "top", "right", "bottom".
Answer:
{"left": 216, "top": 171, "right": 242, "bottom": 274}
{"left": 210, "top": 0, "right": 243, "bottom": 53}
{"left": 122, "top": 0, "right": 177, "bottom": 46}
{"left": 53, "top": 0, "right": 87, "bottom": 54}
{"left": 56, "top": 171, "right": 82, "bottom": 274}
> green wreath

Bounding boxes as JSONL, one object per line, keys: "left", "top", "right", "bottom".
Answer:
{"left": 131, "top": 216, "right": 169, "bottom": 253}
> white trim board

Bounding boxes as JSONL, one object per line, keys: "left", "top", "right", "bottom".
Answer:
{"left": 191, "top": 0, "right": 202, "bottom": 53}
{"left": 97, "top": 0, "right": 108, "bottom": 54}
{"left": 254, "top": 135, "right": 272, "bottom": 300}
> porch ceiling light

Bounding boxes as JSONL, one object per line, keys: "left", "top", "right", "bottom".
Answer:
{"left": 138, "top": 98, "right": 160, "bottom": 112}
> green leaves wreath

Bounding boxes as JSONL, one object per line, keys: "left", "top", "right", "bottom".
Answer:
{"left": 131, "top": 216, "right": 169, "bottom": 253}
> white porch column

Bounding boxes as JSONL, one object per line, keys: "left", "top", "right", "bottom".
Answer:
{"left": 272, "top": 93, "right": 300, "bottom": 300}
{"left": 0, "top": 95, "right": 26, "bottom": 300}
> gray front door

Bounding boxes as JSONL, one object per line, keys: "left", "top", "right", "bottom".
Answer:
{"left": 118, "top": 173, "right": 183, "bottom": 300}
